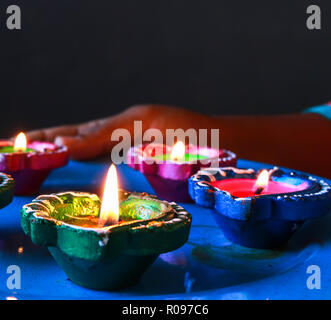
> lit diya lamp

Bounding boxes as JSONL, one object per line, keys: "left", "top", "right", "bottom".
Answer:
{"left": 21, "top": 165, "right": 192, "bottom": 290}
{"left": 0, "top": 132, "right": 69, "bottom": 195}
{"left": 189, "top": 167, "right": 331, "bottom": 249}
{"left": 127, "top": 141, "right": 237, "bottom": 202}
{"left": 0, "top": 172, "right": 14, "bottom": 209}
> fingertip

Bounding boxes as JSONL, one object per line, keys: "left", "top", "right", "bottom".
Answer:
{"left": 55, "top": 135, "right": 84, "bottom": 160}
{"left": 54, "top": 135, "right": 81, "bottom": 148}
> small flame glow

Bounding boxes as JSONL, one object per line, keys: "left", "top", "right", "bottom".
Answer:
{"left": 254, "top": 170, "right": 270, "bottom": 189}
{"left": 170, "top": 141, "right": 185, "bottom": 161}
{"left": 14, "top": 132, "right": 27, "bottom": 152}
{"left": 99, "top": 164, "right": 119, "bottom": 226}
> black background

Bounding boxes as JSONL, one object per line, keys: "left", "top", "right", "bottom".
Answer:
{"left": 0, "top": 0, "right": 330, "bottom": 137}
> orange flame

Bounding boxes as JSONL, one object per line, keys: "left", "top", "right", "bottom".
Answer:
{"left": 170, "top": 141, "right": 185, "bottom": 161}
{"left": 254, "top": 170, "right": 270, "bottom": 189}
{"left": 14, "top": 132, "right": 27, "bottom": 152}
{"left": 99, "top": 164, "right": 119, "bottom": 226}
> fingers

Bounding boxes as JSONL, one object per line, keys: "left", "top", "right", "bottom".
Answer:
{"left": 26, "top": 125, "right": 79, "bottom": 142}
{"left": 25, "top": 117, "right": 115, "bottom": 160}
{"left": 77, "top": 118, "right": 111, "bottom": 136}
{"left": 24, "top": 105, "right": 173, "bottom": 160}
{"left": 55, "top": 135, "right": 109, "bottom": 160}
{"left": 25, "top": 123, "right": 106, "bottom": 160}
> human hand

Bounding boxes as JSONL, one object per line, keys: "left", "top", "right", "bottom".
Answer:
{"left": 25, "top": 105, "right": 210, "bottom": 160}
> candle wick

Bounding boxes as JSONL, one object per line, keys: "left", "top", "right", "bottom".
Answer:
{"left": 254, "top": 186, "right": 264, "bottom": 195}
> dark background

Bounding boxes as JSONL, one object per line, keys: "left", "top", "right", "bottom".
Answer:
{"left": 0, "top": 0, "right": 330, "bottom": 137}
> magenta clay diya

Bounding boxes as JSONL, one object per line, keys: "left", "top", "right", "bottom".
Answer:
{"left": 127, "top": 142, "right": 237, "bottom": 202}
{"left": 0, "top": 133, "right": 69, "bottom": 195}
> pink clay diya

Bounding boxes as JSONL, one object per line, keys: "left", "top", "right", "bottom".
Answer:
{"left": 0, "top": 133, "right": 69, "bottom": 195}
{"left": 127, "top": 142, "right": 237, "bottom": 202}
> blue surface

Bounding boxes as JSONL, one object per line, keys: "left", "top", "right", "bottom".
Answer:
{"left": 0, "top": 159, "right": 330, "bottom": 300}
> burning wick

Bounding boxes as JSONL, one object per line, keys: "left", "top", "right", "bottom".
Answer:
{"left": 254, "top": 170, "right": 269, "bottom": 195}
{"left": 170, "top": 141, "right": 185, "bottom": 161}
{"left": 99, "top": 164, "right": 119, "bottom": 227}
{"left": 13, "top": 132, "right": 27, "bottom": 152}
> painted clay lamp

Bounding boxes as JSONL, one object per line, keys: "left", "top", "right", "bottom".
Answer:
{"left": 21, "top": 165, "right": 192, "bottom": 290}
{"left": 0, "top": 132, "right": 69, "bottom": 195}
{"left": 189, "top": 167, "right": 331, "bottom": 249}
{"left": 0, "top": 172, "right": 14, "bottom": 209}
{"left": 127, "top": 141, "right": 237, "bottom": 202}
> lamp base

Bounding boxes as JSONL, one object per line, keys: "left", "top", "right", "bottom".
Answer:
{"left": 212, "top": 211, "right": 304, "bottom": 249}
{"left": 145, "top": 174, "right": 193, "bottom": 203}
{"left": 49, "top": 247, "right": 158, "bottom": 290}
{"left": 8, "top": 169, "right": 51, "bottom": 195}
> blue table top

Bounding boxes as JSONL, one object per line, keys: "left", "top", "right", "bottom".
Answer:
{"left": 0, "top": 159, "right": 330, "bottom": 300}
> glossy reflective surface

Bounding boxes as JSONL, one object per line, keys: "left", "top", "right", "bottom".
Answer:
{"left": 0, "top": 159, "right": 330, "bottom": 299}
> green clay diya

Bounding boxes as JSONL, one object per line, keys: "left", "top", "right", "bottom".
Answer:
{"left": 0, "top": 172, "right": 14, "bottom": 209}
{"left": 21, "top": 190, "right": 192, "bottom": 290}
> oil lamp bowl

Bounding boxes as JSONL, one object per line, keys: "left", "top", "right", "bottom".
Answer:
{"left": 189, "top": 167, "right": 331, "bottom": 249}
{"left": 0, "top": 172, "right": 14, "bottom": 209}
{"left": 127, "top": 143, "right": 237, "bottom": 202}
{"left": 0, "top": 141, "right": 69, "bottom": 195}
{"left": 21, "top": 190, "right": 192, "bottom": 290}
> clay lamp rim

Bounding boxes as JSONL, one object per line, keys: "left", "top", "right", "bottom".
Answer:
{"left": 0, "top": 172, "right": 14, "bottom": 209}
{"left": 128, "top": 143, "right": 237, "bottom": 165}
{"left": 189, "top": 166, "right": 331, "bottom": 221}
{"left": 21, "top": 190, "right": 192, "bottom": 261}
{"left": 28, "top": 191, "right": 176, "bottom": 232}
{"left": 0, "top": 140, "right": 69, "bottom": 172}
{"left": 127, "top": 143, "right": 237, "bottom": 183}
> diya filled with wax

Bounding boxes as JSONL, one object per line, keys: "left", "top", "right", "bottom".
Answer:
{"left": 21, "top": 165, "right": 192, "bottom": 290}
{"left": 189, "top": 167, "right": 331, "bottom": 249}
{"left": 0, "top": 132, "right": 69, "bottom": 195}
{"left": 127, "top": 141, "right": 237, "bottom": 202}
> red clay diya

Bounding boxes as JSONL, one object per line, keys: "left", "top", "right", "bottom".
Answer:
{"left": 189, "top": 167, "right": 331, "bottom": 249}
{"left": 20, "top": 165, "right": 192, "bottom": 290}
{"left": 0, "top": 132, "right": 69, "bottom": 195}
{"left": 0, "top": 172, "right": 14, "bottom": 209}
{"left": 127, "top": 142, "right": 237, "bottom": 202}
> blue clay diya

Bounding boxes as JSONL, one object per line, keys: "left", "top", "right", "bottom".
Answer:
{"left": 189, "top": 167, "right": 331, "bottom": 249}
